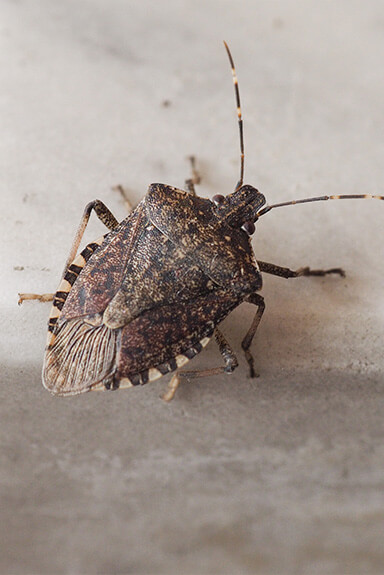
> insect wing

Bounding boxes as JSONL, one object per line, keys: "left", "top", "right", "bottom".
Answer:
{"left": 43, "top": 203, "right": 148, "bottom": 395}
{"left": 59, "top": 203, "right": 147, "bottom": 323}
{"left": 43, "top": 320, "right": 118, "bottom": 395}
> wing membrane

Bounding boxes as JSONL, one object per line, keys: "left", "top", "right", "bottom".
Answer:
{"left": 43, "top": 319, "right": 119, "bottom": 395}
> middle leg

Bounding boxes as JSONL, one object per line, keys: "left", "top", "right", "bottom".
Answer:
{"left": 258, "top": 261, "right": 345, "bottom": 279}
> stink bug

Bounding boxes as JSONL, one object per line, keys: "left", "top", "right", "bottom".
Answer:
{"left": 19, "top": 43, "right": 384, "bottom": 400}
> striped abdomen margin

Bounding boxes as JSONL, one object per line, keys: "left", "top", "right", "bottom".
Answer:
{"left": 46, "top": 235, "right": 107, "bottom": 344}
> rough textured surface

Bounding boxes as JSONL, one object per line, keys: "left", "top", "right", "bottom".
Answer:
{"left": 2, "top": 1, "right": 384, "bottom": 573}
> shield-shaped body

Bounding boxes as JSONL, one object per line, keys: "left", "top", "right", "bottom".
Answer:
{"left": 43, "top": 184, "right": 264, "bottom": 395}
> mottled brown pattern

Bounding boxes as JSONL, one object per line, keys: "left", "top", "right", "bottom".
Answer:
{"left": 44, "top": 181, "right": 265, "bottom": 395}
{"left": 146, "top": 184, "right": 263, "bottom": 293}
{"left": 117, "top": 288, "right": 242, "bottom": 378}
{"left": 47, "top": 239, "right": 106, "bottom": 336}
{"left": 60, "top": 203, "right": 146, "bottom": 322}
{"left": 103, "top": 220, "right": 217, "bottom": 329}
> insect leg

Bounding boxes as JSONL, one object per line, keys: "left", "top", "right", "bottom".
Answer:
{"left": 185, "top": 156, "right": 201, "bottom": 196}
{"left": 18, "top": 200, "right": 120, "bottom": 305}
{"left": 258, "top": 261, "right": 345, "bottom": 279}
{"left": 112, "top": 185, "right": 134, "bottom": 214}
{"left": 162, "top": 327, "right": 238, "bottom": 401}
{"left": 18, "top": 292, "right": 54, "bottom": 305}
{"left": 241, "top": 293, "right": 265, "bottom": 378}
{"left": 62, "top": 200, "right": 120, "bottom": 276}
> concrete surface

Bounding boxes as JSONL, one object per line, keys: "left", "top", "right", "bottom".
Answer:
{"left": 2, "top": 1, "right": 384, "bottom": 573}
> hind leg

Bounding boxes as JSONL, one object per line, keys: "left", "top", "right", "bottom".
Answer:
{"left": 162, "top": 328, "right": 238, "bottom": 401}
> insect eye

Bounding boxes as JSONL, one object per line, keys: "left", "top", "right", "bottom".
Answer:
{"left": 242, "top": 220, "right": 255, "bottom": 236}
{"left": 212, "top": 194, "right": 225, "bottom": 205}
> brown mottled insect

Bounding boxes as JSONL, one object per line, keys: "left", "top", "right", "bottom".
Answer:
{"left": 19, "top": 43, "right": 384, "bottom": 400}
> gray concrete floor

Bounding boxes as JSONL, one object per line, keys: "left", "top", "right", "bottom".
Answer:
{"left": 2, "top": 1, "right": 384, "bottom": 573}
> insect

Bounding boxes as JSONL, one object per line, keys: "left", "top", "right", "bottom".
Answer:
{"left": 19, "top": 43, "right": 384, "bottom": 401}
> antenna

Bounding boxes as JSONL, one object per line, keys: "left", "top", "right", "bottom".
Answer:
{"left": 256, "top": 193, "right": 384, "bottom": 219}
{"left": 222, "top": 46, "right": 384, "bottom": 220}
{"left": 224, "top": 41, "right": 244, "bottom": 191}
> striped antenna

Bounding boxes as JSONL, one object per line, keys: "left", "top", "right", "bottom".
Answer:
{"left": 224, "top": 41, "right": 244, "bottom": 190}
{"left": 256, "top": 193, "right": 384, "bottom": 218}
